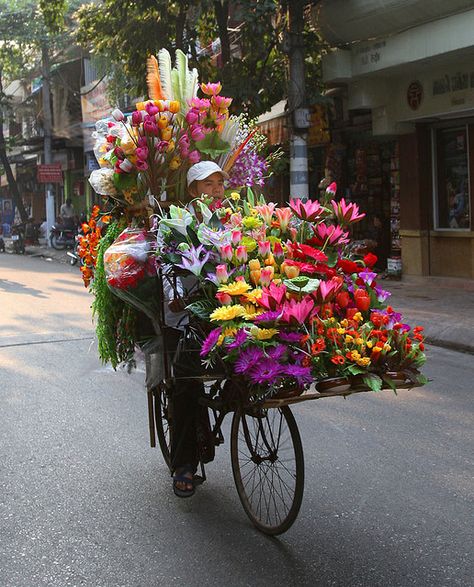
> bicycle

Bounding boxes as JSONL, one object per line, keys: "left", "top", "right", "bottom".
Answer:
{"left": 141, "top": 267, "right": 406, "bottom": 535}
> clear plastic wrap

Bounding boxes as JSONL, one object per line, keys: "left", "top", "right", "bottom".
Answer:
{"left": 103, "top": 227, "right": 161, "bottom": 328}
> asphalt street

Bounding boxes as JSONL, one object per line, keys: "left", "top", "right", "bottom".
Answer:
{"left": 1, "top": 254, "right": 473, "bottom": 587}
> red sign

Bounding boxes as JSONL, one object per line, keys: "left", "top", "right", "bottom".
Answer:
{"left": 37, "top": 164, "right": 63, "bottom": 184}
{"left": 407, "top": 81, "right": 423, "bottom": 111}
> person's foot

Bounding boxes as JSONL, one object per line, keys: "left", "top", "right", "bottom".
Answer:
{"left": 173, "top": 466, "right": 195, "bottom": 498}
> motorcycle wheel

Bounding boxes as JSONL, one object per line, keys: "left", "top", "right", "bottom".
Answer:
{"left": 50, "top": 234, "right": 66, "bottom": 250}
{"left": 69, "top": 255, "right": 78, "bottom": 266}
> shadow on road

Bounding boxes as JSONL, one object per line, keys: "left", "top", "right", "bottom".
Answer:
{"left": 0, "top": 279, "right": 48, "bottom": 298}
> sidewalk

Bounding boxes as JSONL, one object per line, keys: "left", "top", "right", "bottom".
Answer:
{"left": 21, "top": 242, "right": 474, "bottom": 354}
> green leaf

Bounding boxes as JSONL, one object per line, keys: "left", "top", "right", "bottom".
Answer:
{"left": 362, "top": 373, "right": 383, "bottom": 392}
{"left": 195, "top": 132, "right": 230, "bottom": 158}
{"left": 113, "top": 172, "right": 137, "bottom": 191}
{"left": 186, "top": 226, "right": 201, "bottom": 247}
{"left": 347, "top": 364, "right": 366, "bottom": 376}
{"left": 247, "top": 187, "right": 255, "bottom": 207}
{"left": 326, "top": 249, "right": 338, "bottom": 268}
{"left": 186, "top": 299, "right": 216, "bottom": 321}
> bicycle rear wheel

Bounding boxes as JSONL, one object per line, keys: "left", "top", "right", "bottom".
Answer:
{"left": 154, "top": 383, "right": 172, "bottom": 472}
{"left": 230, "top": 406, "right": 304, "bottom": 535}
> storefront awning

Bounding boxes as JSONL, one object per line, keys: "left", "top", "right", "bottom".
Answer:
{"left": 256, "top": 100, "right": 288, "bottom": 145}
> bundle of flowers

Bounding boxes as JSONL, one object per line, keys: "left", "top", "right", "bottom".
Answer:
{"left": 156, "top": 185, "right": 427, "bottom": 399}
{"left": 103, "top": 227, "right": 161, "bottom": 327}
{"left": 88, "top": 50, "right": 279, "bottom": 213}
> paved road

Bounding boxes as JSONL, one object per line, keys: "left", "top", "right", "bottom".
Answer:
{"left": 1, "top": 255, "right": 473, "bottom": 586}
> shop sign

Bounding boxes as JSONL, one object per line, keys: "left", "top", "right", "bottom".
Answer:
{"left": 407, "top": 81, "right": 423, "bottom": 110}
{"left": 37, "top": 163, "right": 63, "bottom": 184}
{"left": 432, "top": 71, "right": 474, "bottom": 96}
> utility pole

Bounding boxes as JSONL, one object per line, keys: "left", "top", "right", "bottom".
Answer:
{"left": 41, "top": 40, "right": 55, "bottom": 246}
{"left": 287, "top": 0, "right": 309, "bottom": 199}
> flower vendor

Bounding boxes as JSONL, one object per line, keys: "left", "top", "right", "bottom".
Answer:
{"left": 163, "top": 161, "right": 229, "bottom": 498}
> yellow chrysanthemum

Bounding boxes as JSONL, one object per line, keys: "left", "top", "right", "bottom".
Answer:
{"left": 355, "top": 338, "right": 364, "bottom": 345}
{"left": 337, "top": 328, "right": 346, "bottom": 335}
{"left": 210, "top": 305, "right": 245, "bottom": 322}
{"left": 250, "top": 327, "right": 279, "bottom": 341}
{"left": 242, "top": 288, "right": 262, "bottom": 303}
{"left": 241, "top": 304, "right": 264, "bottom": 320}
{"left": 345, "top": 335, "right": 354, "bottom": 343}
{"left": 357, "top": 357, "right": 371, "bottom": 367}
{"left": 242, "top": 216, "right": 262, "bottom": 229}
{"left": 341, "top": 319, "right": 349, "bottom": 328}
{"left": 353, "top": 312, "right": 363, "bottom": 322}
{"left": 350, "top": 350, "right": 361, "bottom": 361}
{"left": 218, "top": 281, "right": 251, "bottom": 296}
{"left": 366, "top": 341, "right": 373, "bottom": 349}
{"left": 230, "top": 192, "right": 240, "bottom": 201}
{"left": 383, "top": 343, "right": 391, "bottom": 352}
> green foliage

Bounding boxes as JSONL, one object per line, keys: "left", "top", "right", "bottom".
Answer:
{"left": 74, "top": 1, "right": 325, "bottom": 118}
{"left": 91, "top": 220, "right": 136, "bottom": 369}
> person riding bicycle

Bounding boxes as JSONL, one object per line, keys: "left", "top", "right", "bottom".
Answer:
{"left": 166, "top": 161, "right": 228, "bottom": 497}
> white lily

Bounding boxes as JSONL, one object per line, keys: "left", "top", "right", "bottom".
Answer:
{"left": 159, "top": 205, "right": 194, "bottom": 236}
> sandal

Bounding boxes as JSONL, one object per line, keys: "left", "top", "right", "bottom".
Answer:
{"left": 173, "top": 466, "right": 195, "bottom": 498}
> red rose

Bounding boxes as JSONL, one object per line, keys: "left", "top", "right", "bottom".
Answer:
{"left": 363, "top": 252, "right": 378, "bottom": 267}
{"left": 337, "top": 259, "right": 360, "bottom": 274}
{"left": 354, "top": 289, "right": 370, "bottom": 311}
{"left": 336, "top": 291, "right": 350, "bottom": 308}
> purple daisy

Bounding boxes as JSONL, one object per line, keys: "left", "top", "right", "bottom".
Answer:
{"left": 234, "top": 347, "right": 264, "bottom": 374}
{"left": 226, "top": 328, "right": 248, "bottom": 350}
{"left": 284, "top": 364, "right": 313, "bottom": 386}
{"left": 253, "top": 310, "right": 282, "bottom": 324}
{"left": 278, "top": 331, "right": 301, "bottom": 343}
{"left": 267, "top": 344, "right": 287, "bottom": 360}
{"left": 200, "top": 327, "right": 222, "bottom": 357}
{"left": 249, "top": 361, "right": 284, "bottom": 385}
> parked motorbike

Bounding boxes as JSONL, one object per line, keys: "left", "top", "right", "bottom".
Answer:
{"left": 11, "top": 223, "right": 26, "bottom": 254}
{"left": 66, "top": 233, "right": 83, "bottom": 266}
{"left": 50, "top": 223, "right": 77, "bottom": 250}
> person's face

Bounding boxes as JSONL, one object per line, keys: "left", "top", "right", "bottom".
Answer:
{"left": 190, "top": 172, "right": 225, "bottom": 200}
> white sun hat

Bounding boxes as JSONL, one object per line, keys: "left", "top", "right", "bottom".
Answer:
{"left": 186, "top": 161, "right": 229, "bottom": 187}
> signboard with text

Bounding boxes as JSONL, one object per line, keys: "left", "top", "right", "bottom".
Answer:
{"left": 37, "top": 163, "right": 63, "bottom": 184}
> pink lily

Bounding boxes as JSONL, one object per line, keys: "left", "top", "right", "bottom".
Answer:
{"left": 289, "top": 198, "right": 326, "bottom": 222}
{"left": 201, "top": 82, "right": 222, "bottom": 96}
{"left": 216, "top": 291, "right": 232, "bottom": 306}
{"left": 231, "top": 230, "right": 242, "bottom": 246}
{"left": 191, "top": 126, "right": 206, "bottom": 141}
{"left": 254, "top": 203, "right": 276, "bottom": 226}
{"left": 188, "top": 150, "right": 201, "bottom": 164}
{"left": 273, "top": 241, "right": 284, "bottom": 263}
{"left": 317, "top": 278, "right": 342, "bottom": 302}
{"left": 275, "top": 207, "right": 292, "bottom": 232}
{"left": 216, "top": 264, "right": 229, "bottom": 284}
{"left": 211, "top": 94, "right": 232, "bottom": 110}
{"left": 260, "top": 267, "right": 274, "bottom": 287}
{"left": 331, "top": 198, "right": 365, "bottom": 225}
{"left": 312, "top": 223, "right": 349, "bottom": 247}
{"left": 189, "top": 97, "right": 211, "bottom": 109}
{"left": 220, "top": 244, "right": 233, "bottom": 262}
{"left": 281, "top": 297, "right": 315, "bottom": 325}
{"left": 325, "top": 182, "right": 337, "bottom": 197}
{"left": 259, "top": 283, "right": 287, "bottom": 311}
{"left": 235, "top": 245, "right": 248, "bottom": 264}
{"left": 258, "top": 241, "right": 271, "bottom": 257}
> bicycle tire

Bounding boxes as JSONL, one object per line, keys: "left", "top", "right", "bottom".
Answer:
{"left": 154, "top": 383, "right": 172, "bottom": 472}
{"left": 230, "top": 406, "right": 304, "bottom": 536}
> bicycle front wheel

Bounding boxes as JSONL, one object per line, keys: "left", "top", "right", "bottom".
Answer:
{"left": 230, "top": 406, "right": 304, "bottom": 535}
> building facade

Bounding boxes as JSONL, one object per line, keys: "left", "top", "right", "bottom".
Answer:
{"left": 318, "top": 0, "right": 474, "bottom": 278}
